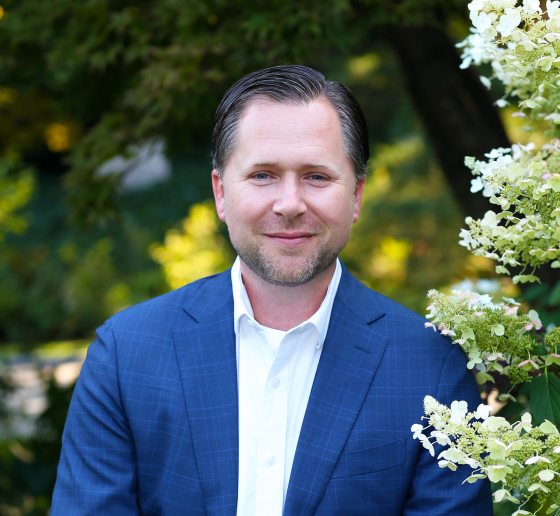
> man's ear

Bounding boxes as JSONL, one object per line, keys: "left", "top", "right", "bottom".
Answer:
{"left": 211, "top": 169, "right": 226, "bottom": 222}
{"left": 352, "top": 178, "right": 366, "bottom": 223}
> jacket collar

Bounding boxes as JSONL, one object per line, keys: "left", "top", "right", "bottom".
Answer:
{"left": 284, "top": 265, "right": 388, "bottom": 514}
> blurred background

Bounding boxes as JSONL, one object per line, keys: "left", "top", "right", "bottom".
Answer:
{"left": 0, "top": 0, "right": 558, "bottom": 513}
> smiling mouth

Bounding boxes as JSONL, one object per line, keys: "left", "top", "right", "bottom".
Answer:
{"left": 265, "top": 232, "right": 314, "bottom": 246}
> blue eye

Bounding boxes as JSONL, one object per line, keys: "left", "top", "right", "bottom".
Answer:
{"left": 253, "top": 172, "right": 270, "bottom": 180}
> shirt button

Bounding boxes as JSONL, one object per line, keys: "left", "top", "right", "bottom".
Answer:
{"left": 271, "top": 377, "right": 281, "bottom": 389}
{"left": 266, "top": 455, "right": 277, "bottom": 466}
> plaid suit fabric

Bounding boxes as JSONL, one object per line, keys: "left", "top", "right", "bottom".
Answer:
{"left": 52, "top": 267, "right": 492, "bottom": 515}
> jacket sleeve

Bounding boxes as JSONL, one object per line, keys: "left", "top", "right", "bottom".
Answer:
{"left": 403, "top": 341, "right": 494, "bottom": 515}
{"left": 51, "top": 320, "right": 139, "bottom": 515}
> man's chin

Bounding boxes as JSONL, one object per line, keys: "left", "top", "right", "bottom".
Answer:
{"left": 243, "top": 254, "right": 336, "bottom": 287}
{"left": 261, "top": 274, "right": 314, "bottom": 288}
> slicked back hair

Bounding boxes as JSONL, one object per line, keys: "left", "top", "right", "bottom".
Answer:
{"left": 212, "top": 65, "right": 369, "bottom": 180}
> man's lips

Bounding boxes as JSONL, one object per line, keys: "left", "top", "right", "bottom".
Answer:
{"left": 265, "top": 232, "right": 315, "bottom": 245}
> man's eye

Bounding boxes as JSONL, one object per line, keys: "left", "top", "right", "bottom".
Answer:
{"left": 253, "top": 172, "right": 270, "bottom": 180}
{"left": 308, "top": 174, "right": 327, "bottom": 181}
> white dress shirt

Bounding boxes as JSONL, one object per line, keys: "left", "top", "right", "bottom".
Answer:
{"left": 232, "top": 257, "right": 342, "bottom": 516}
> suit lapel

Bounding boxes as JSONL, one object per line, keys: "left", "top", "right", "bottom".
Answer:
{"left": 284, "top": 269, "right": 388, "bottom": 515}
{"left": 173, "top": 272, "right": 238, "bottom": 515}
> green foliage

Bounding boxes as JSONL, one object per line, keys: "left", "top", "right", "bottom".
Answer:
{"left": 0, "top": 160, "right": 34, "bottom": 240}
{"left": 460, "top": 0, "right": 560, "bottom": 133}
{"left": 151, "top": 201, "right": 233, "bottom": 289}
{"left": 0, "top": 0, "right": 475, "bottom": 226}
{"left": 426, "top": 289, "right": 544, "bottom": 383}
{"left": 415, "top": 3, "right": 560, "bottom": 513}
{"left": 0, "top": 0, "right": 351, "bottom": 224}
{"left": 461, "top": 144, "right": 560, "bottom": 282}
{"left": 343, "top": 136, "right": 469, "bottom": 312}
{"left": 350, "top": 0, "right": 469, "bottom": 26}
{"left": 529, "top": 373, "right": 560, "bottom": 427}
{"left": 416, "top": 398, "right": 560, "bottom": 512}
{"left": 0, "top": 1, "right": 500, "bottom": 513}
{"left": 546, "top": 327, "right": 560, "bottom": 349}
{"left": 0, "top": 368, "right": 74, "bottom": 515}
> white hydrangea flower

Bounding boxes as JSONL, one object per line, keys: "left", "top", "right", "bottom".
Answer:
{"left": 470, "top": 177, "right": 484, "bottom": 193}
{"left": 468, "top": 0, "right": 487, "bottom": 17}
{"left": 497, "top": 8, "right": 522, "bottom": 36}
{"left": 423, "top": 395, "right": 442, "bottom": 414}
{"left": 487, "top": 464, "right": 512, "bottom": 482}
{"left": 475, "top": 404, "right": 492, "bottom": 420}
{"left": 431, "top": 430, "right": 452, "bottom": 446}
{"left": 419, "top": 8, "right": 560, "bottom": 513}
{"left": 496, "top": 0, "right": 516, "bottom": 8}
{"left": 411, "top": 423, "right": 424, "bottom": 439}
{"left": 450, "top": 400, "right": 469, "bottom": 423}
{"left": 525, "top": 455, "right": 551, "bottom": 465}
{"left": 472, "top": 11, "right": 494, "bottom": 32}
{"left": 480, "top": 210, "right": 498, "bottom": 229}
{"left": 522, "top": 0, "right": 541, "bottom": 13}
{"left": 537, "top": 469, "right": 556, "bottom": 482}
{"left": 547, "top": 0, "right": 560, "bottom": 18}
{"left": 481, "top": 416, "right": 511, "bottom": 432}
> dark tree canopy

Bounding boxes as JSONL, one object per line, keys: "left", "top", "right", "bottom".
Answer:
{"left": 0, "top": 0, "right": 506, "bottom": 225}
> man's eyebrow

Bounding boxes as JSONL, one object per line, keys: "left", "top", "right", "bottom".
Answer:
{"left": 250, "top": 162, "right": 280, "bottom": 168}
{"left": 249, "top": 162, "right": 332, "bottom": 170}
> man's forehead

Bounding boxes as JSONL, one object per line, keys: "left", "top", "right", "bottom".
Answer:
{"left": 237, "top": 96, "right": 343, "bottom": 137}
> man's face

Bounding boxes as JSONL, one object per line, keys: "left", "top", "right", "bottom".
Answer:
{"left": 212, "top": 97, "right": 365, "bottom": 286}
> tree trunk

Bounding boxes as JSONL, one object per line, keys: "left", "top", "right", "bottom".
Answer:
{"left": 385, "top": 25, "right": 510, "bottom": 219}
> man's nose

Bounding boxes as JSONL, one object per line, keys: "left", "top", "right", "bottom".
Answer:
{"left": 271, "top": 177, "right": 307, "bottom": 219}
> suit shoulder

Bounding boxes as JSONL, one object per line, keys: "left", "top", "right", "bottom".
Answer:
{"left": 340, "top": 268, "right": 452, "bottom": 353}
{"left": 370, "top": 289, "right": 427, "bottom": 326}
{"left": 341, "top": 268, "right": 427, "bottom": 325}
{"left": 107, "top": 270, "right": 230, "bottom": 335}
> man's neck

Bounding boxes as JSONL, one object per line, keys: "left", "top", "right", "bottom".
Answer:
{"left": 240, "top": 261, "right": 336, "bottom": 331}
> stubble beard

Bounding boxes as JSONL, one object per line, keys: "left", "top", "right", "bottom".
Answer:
{"left": 231, "top": 231, "right": 345, "bottom": 287}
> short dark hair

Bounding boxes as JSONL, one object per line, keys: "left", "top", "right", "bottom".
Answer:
{"left": 212, "top": 65, "right": 369, "bottom": 180}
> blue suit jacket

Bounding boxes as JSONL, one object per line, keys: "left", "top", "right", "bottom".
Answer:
{"left": 52, "top": 266, "right": 492, "bottom": 515}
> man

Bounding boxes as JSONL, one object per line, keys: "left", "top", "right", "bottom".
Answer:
{"left": 52, "top": 65, "right": 492, "bottom": 515}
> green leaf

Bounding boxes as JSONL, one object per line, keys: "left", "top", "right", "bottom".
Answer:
{"left": 549, "top": 281, "right": 560, "bottom": 305}
{"left": 539, "top": 420, "right": 559, "bottom": 434}
{"left": 520, "top": 99, "right": 539, "bottom": 108}
{"left": 523, "top": 284, "right": 549, "bottom": 302}
{"left": 513, "top": 274, "right": 540, "bottom": 284}
{"left": 545, "top": 354, "right": 560, "bottom": 367}
{"left": 528, "top": 373, "right": 560, "bottom": 426}
{"left": 464, "top": 473, "right": 486, "bottom": 483}
{"left": 533, "top": 345, "right": 547, "bottom": 356}
{"left": 476, "top": 371, "right": 495, "bottom": 384}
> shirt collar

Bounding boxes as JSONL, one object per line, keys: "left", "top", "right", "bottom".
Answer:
{"left": 231, "top": 257, "right": 342, "bottom": 350}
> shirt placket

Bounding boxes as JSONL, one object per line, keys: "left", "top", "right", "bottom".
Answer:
{"left": 254, "top": 334, "right": 290, "bottom": 516}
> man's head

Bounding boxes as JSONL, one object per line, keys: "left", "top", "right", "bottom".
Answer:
{"left": 212, "top": 65, "right": 369, "bottom": 181}
{"left": 211, "top": 65, "right": 369, "bottom": 287}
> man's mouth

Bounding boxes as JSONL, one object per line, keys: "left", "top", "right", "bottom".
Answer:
{"left": 265, "top": 232, "right": 315, "bottom": 246}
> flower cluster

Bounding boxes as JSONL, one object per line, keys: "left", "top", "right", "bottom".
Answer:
{"left": 416, "top": 2, "right": 560, "bottom": 513}
{"left": 426, "top": 289, "right": 555, "bottom": 385}
{"left": 458, "top": 0, "right": 560, "bottom": 126}
{"left": 412, "top": 397, "right": 560, "bottom": 515}
{"left": 459, "top": 141, "right": 560, "bottom": 283}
